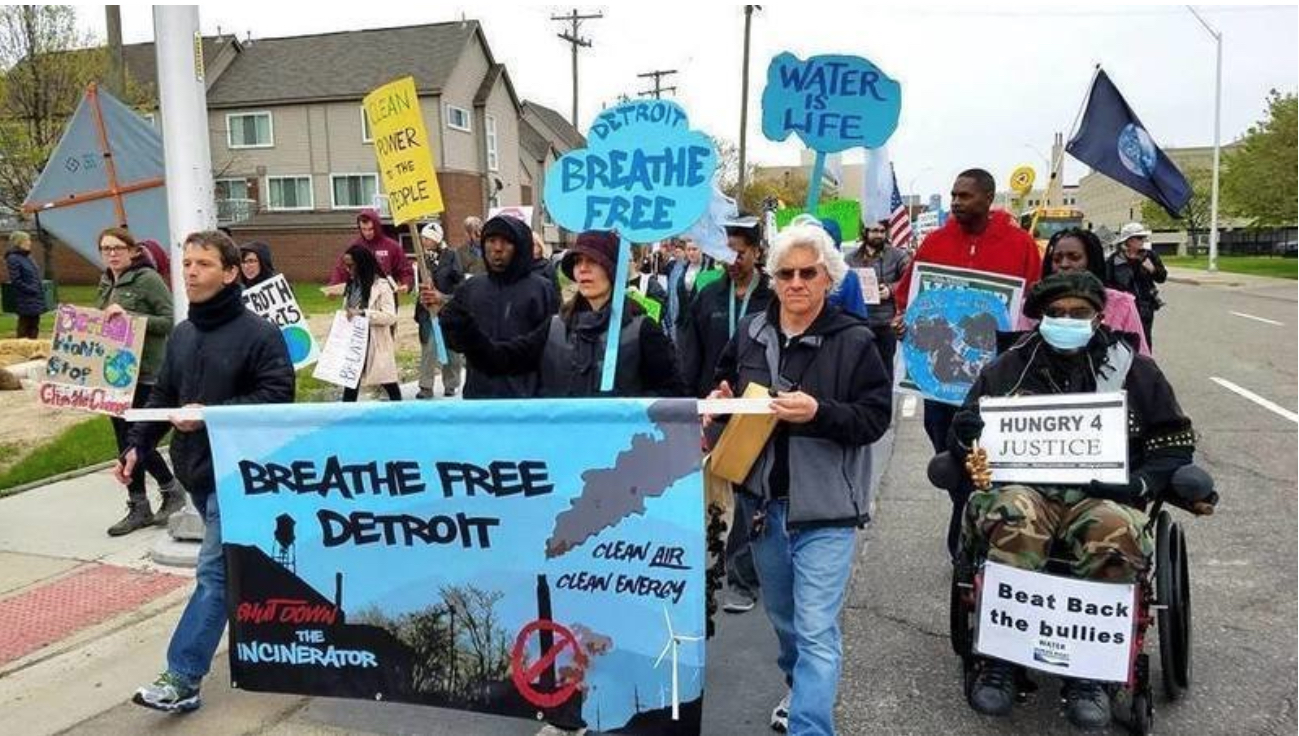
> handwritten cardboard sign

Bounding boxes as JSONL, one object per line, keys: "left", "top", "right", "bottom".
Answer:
{"left": 312, "top": 312, "right": 369, "bottom": 389}
{"left": 760, "top": 53, "right": 902, "bottom": 153}
{"left": 241, "top": 275, "right": 319, "bottom": 370}
{"left": 363, "top": 77, "right": 444, "bottom": 224}
{"left": 39, "top": 304, "right": 146, "bottom": 416}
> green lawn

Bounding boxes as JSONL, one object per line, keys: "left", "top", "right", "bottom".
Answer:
{"left": 1164, "top": 255, "right": 1297, "bottom": 280}
{"left": 0, "top": 416, "right": 120, "bottom": 494}
{"left": 0, "top": 285, "right": 100, "bottom": 339}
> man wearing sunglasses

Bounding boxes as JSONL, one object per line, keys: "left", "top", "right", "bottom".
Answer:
{"left": 847, "top": 219, "right": 911, "bottom": 374}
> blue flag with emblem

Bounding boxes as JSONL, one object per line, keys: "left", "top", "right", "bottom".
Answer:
{"left": 1066, "top": 69, "right": 1192, "bottom": 218}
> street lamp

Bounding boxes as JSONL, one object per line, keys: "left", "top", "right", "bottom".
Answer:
{"left": 1188, "top": 5, "right": 1222, "bottom": 273}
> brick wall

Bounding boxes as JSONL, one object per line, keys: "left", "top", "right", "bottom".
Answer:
{"left": 224, "top": 227, "right": 357, "bottom": 283}
{"left": 438, "top": 170, "right": 487, "bottom": 244}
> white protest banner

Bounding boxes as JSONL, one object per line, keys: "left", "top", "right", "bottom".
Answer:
{"left": 976, "top": 561, "right": 1137, "bottom": 683}
{"left": 241, "top": 274, "right": 319, "bottom": 370}
{"left": 979, "top": 392, "right": 1129, "bottom": 485}
{"left": 312, "top": 312, "right": 369, "bottom": 389}
{"left": 856, "top": 267, "right": 881, "bottom": 305}
{"left": 39, "top": 304, "right": 147, "bottom": 417}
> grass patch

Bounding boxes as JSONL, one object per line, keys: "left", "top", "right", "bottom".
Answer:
{"left": 291, "top": 282, "right": 343, "bottom": 317}
{"left": 1164, "top": 255, "right": 1297, "bottom": 280}
{"left": 0, "top": 415, "right": 119, "bottom": 494}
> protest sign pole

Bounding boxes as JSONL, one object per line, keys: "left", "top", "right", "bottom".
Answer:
{"left": 600, "top": 235, "right": 633, "bottom": 393}
{"left": 805, "top": 150, "right": 826, "bottom": 213}
{"left": 407, "top": 221, "right": 450, "bottom": 364}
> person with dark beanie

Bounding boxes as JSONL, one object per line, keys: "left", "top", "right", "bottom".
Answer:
{"left": 120, "top": 230, "right": 294, "bottom": 714}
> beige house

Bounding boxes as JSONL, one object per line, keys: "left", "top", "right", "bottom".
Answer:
{"left": 519, "top": 100, "right": 586, "bottom": 247}
{"left": 202, "top": 22, "right": 523, "bottom": 278}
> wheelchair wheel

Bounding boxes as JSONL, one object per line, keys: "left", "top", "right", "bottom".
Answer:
{"left": 1155, "top": 511, "right": 1193, "bottom": 700}
{"left": 949, "top": 561, "right": 974, "bottom": 659}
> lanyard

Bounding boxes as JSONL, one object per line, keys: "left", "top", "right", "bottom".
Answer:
{"left": 728, "top": 278, "right": 755, "bottom": 338}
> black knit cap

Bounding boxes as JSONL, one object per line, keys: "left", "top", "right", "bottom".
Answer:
{"left": 1023, "top": 271, "right": 1107, "bottom": 319}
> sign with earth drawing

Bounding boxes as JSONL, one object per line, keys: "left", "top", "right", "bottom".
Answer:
{"left": 208, "top": 398, "right": 707, "bottom": 735}
{"left": 38, "top": 304, "right": 147, "bottom": 417}
{"left": 898, "top": 264, "right": 1025, "bottom": 405}
{"left": 241, "top": 275, "right": 320, "bottom": 370}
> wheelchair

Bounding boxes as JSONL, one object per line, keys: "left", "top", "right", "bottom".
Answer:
{"left": 932, "top": 453, "right": 1216, "bottom": 735}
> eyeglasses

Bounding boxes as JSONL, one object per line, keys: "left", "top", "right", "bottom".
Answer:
{"left": 242, "top": 257, "right": 260, "bottom": 265}
{"left": 774, "top": 265, "right": 822, "bottom": 282}
{"left": 1043, "top": 306, "right": 1098, "bottom": 320}
{"left": 866, "top": 227, "right": 887, "bottom": 235}
{"left": 99, "top": 245, "right": 129, "bottom": 254}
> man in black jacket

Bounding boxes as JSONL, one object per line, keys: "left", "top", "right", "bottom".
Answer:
{"left": 433, "top": 215, "right": 558, "bottom": 398}
{"left": 121, "top": 230, "right": 295, "bottom": 714}
{"left": 1105, "top": 222, "right": 1167, "bottom": 347}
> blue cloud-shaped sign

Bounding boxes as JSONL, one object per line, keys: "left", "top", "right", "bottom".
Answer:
{"left": 543, "top": 99, "right": 717, "bottom": 243}
{"left": 761, "top": 52, "right": 902, "bottom": 153}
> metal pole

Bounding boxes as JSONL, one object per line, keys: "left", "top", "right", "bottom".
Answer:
{"left": 1189, "top": 6, "right": 1222, "bottom": 272}
{"left": 154, "top": 6, "right": 217, "bottom": 321}
{"left": 737, "top": 6, "right": 755, "bottom": 201}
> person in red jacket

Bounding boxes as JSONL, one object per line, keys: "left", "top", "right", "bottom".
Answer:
{"left": 325, "top": 209, "right": 414, "bottom": 294}
{"left": 893, "top": 168, "right": 1042, "bottom": 559}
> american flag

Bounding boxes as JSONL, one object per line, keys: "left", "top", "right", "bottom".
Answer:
{"left": 888, "top": 169, "right": 913, "bottom": 248}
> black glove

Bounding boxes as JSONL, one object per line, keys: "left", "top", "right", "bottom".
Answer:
{"left": 950, "top": 411, "right": 985, "bottom": 449}
{"left": 1087, "top": 476, "right": 1149, "bottom": 504}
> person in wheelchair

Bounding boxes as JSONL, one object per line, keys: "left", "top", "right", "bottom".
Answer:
{"left": 949, "top": 271, "right": 1196, "bottom": 730}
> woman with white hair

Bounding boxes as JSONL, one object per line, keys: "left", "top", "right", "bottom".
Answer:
{"left": 705, "top": 224, "right": 892, "bottom": 735}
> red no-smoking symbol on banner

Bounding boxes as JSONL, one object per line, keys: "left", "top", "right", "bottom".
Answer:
{"left": 511, "top": 619, "right": 589, "bottom": 709}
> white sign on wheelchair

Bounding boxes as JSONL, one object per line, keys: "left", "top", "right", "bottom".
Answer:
{"left": 979, "top": 391, "right": 1129, "bottom": 485}
{"left": 976, "top": 561, "right": 1137, "bottom": 683}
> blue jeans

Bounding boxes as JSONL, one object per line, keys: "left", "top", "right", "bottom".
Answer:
{"left": 167, "top": 491, "right": 226, "bottom": 687}
{"left": 740, "top": 495, "right": 858, "bottom": 736}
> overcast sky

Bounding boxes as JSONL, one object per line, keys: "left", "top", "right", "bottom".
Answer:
{"left": 83, "top": 3, "right": 1298, "bottom": 200}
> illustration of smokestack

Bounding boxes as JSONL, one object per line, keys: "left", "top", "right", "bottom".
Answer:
{"left": 536, "top": 574, "right": 556, "bottom": 692}
{"left": 334, "top": 572, "right": 344, "bottom": 623}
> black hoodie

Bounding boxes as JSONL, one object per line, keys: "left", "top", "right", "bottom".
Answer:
{"left": 239, "top": 241, "right": 278, "bottom": 287}
{"left": 443, "top": 215, "right": 559, "bottom": 398}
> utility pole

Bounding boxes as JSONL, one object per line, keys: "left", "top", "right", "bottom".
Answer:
{"left": 637, "top": 69, "right": 677, "bottom": 99}
{"left": 105, "top": 6, "right": 126, "bottom": 98}
{"left": 1188, "top": 5, "right": 1222, "bottom": 273}
{"left": 737, "top": 6, "right": 760, "bottom": 202}
{"left": 551, "top": 9, "right": 603, "bottom": 126}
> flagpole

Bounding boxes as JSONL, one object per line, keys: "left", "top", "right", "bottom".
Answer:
{"left": 1056, "top": 65, "right": 1102, "bottom": 200}
{"left": 1188, "top": 6, "right": 1222, "bottom": 273}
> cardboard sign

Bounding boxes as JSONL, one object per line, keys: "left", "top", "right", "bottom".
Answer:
{"left": 207, "top": 398, "right": 706, "bottom": 735}
{"left": 979, "top": 392, "right": 1130, "bottom": 485}
{"left": 363, "top": 77, "right": 444, "bottom": 224}
{"left": 39, "top": 304, "right": 146, "bottom": 417}
{"left": 760, "top": 53, "right": 902, "bottom": 153}
{"left": 856, "top": 267, "right": 882, "bottom": 306}
{"left": 898, "top": 264, "right": 1025, "bottom": 405}
{"left": 976, "top": 561, "right": 1137, "bottom": 683}
{"left": 312, "top": 312, "right": 369, "bottom": 389}
{"left": 241, "top": 275, "right": 319, "bottom": 370}
{"left": 543, "top": 99, "right": 717, "bottom": 242}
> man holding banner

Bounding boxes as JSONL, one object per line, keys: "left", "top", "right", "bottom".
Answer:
{"left": 947, "top": 272, "right": 1196, "bottom": 730}
{"left": 894, "top": 168, "right": 1042, "bottom": 559}
{"left": 121, "top": 231, "right": 295, "bottom": 714}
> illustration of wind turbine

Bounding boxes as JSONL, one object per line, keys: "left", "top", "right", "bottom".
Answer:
{"left": 653, "top": 605, "right": 703, "bottom": 720}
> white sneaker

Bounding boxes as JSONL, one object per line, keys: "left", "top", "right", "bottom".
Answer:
{"left": 723, "top": 592, "right": 756, "bottom": 613}
{"left": 535, "top": 725, "right": 586, "bottom": 736}
{"left": 770, "top": 690, "right": 790, "bottom": 732}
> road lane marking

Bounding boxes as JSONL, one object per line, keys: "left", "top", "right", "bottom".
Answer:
{"left": 902, "top": 395, "right": 917, "bottom": 418}
{"left": 1229, "top": 311, "right": 1285, "bottom": 326}
{"left": 1210, "top": 377, "right": 1299, "bottom": 424}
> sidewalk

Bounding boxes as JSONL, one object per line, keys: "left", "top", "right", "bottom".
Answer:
{"left": 1164, "top": 265, "right": 1290, "bottom": 288}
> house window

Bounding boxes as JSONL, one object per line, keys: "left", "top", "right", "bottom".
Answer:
{"left": 215, "top": 178, "right": 249, "bottom": 201}
{"left": 485, "top": 114, "right": 499, "bottom": 171}
{"left": 331, "top": 174, "right": 379, "bottom": 210}
{"left": 227, "top": 112, "right": 273, "bottom": 148}
{"left": 266, "top": 176, "right": 313, "bottom": 210}
{"left": 446, "top": 104, "right": 471, "bottom": 133}
{"left": 361, "top": 107, "right": 373, "bottom": 143}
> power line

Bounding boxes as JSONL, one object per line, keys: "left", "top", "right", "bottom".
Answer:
{"left": 550, "top": 8, "right": 603, "bottom": 126}
{"left": 637, "top": 69, "right": 678, "bottom": 99}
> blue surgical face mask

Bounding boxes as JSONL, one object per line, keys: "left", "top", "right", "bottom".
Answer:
{"left": 1040, "top": 316, "right": 1095, "bottom": 351}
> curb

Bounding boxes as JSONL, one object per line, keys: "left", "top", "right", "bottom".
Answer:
{"left": 0, "top": 458, "right": 118, "bottom": 498}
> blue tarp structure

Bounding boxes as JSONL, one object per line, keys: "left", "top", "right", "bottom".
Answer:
{"left": 23, "top": 84, "right": 169, "bottom": 265}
